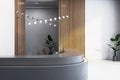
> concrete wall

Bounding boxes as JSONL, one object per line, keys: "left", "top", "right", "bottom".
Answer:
{"left": 0, "top": 0, "right": 14, "bottom": 57}
{"left": 85, "top": 0, "right": 120, "bottom": 60}
{"left": 25, "top": 8, "right": 58, "bottom": 55}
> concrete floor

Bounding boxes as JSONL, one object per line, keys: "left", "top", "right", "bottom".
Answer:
{"left": 88, "top": 60, "right": 120, "bottom": 80}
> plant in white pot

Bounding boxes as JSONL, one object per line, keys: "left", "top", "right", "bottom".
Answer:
{"left": 108, "top": 34, "right": 120, "bottom": 61}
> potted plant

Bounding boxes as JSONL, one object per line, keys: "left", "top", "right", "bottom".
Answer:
{"left": 46, "top": 35, "right": 55, "bottom": 55}
{"left": 108, "top": 34, "right": 120, "bottom": 61}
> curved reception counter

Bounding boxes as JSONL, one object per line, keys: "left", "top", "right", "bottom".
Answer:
{"left": 0, "top": 51, "right": 87, "bottom": 80}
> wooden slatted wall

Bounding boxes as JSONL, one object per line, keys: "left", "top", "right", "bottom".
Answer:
{"left": 15, "top": 0, "right": 25, "bottom": 56}
{"left": 59, "top": 0, "right": 85, "bottom": 56}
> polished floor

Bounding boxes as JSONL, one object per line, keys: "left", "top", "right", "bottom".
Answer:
{"left": 88, "top": 60, "right": 120, "bottom": 80}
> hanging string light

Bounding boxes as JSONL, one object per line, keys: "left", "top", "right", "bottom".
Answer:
{"left": 58, "top": 17, "right": 61, "bottom": 20}
{"left": 49, "top": 23, "right": 52, "bottom": 26}
{"left": 49, "top": 18, "right": 53, "bottom": 21}
{"left": 33, "top": 21, "right": 37, "bottom": 24}
{"left": 54, "top": 17, "right": 57, "bottom": 21}
{"left": 44, "top": 19, "right": 48, "bottom": 24}
{"left": 28, "top": 22, "right": 32, "bottom": 25}
{"left": 16, "top": 10, "right": 69, "bottom": 28}
{"left": 39, "top": 20, "right": 43, "bottom": 24}
{"left": 66, "top": 15, "right": 69, "bottom": 18}
{"left": 62, "top": 16, "right": 65, "bottom": 19}
{"left": 53, "top": 24, "right": 57, "bottom": 27}
{"left": 25, "top": 14, "right": 69, "bottom": 26}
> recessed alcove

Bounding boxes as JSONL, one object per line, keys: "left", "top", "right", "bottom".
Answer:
{"left": 15, "top": 0, "right": 85, "bottom": 56}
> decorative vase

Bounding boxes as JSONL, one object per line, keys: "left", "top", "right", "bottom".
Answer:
{"left": 48, "top": 47, "right": 53, "bottom": 55}
{"left": 113, "top": 56, "right": 118, "bottom": 61}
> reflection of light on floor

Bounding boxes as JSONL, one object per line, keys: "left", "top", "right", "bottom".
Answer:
{"left": 88, "top": 60, "right": 120, "bottom": 80}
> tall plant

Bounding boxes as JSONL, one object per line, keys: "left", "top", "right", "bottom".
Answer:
{"left": 108, "top": 34, "right": 120, "bottom": 56}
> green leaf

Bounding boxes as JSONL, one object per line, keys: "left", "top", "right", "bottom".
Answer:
{"left": 117, "top": 41, "right": 120, "bottom": 46}
{"left": 115, "top": 34, "right": 120, "bottom": 41}
{"left": 111, "top": 47, "right": 117, "bottom": 51}
{"left": 118, "top": 41, "right": 120, "bottom": 44}
{"left": 111, "top": 38, "right": 115, "bottom": 41}
{"left": 117, "top": 44, "right": 120, "bottom": 46}
{"left": 48, "top": 35, "right": 53, "bottom": 41}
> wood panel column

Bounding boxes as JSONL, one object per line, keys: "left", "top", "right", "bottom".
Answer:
{"left": 59, "top": 0, "right": 85, "bottom": 56}
{"left": 15, "top": 0, "right": 25, "bottom": 56}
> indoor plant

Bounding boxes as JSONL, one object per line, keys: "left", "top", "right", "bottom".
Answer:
{"left": 108, "top": 34, "right": 120, "bottom": 61}
{"left": 46, "top": 35, "right": 55, "bottom": 55}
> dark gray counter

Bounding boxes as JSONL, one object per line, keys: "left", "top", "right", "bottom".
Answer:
{"left": 0, "top": 53, "right": 87, "bottom": 80}
{"left": 0, "top": 53, "right": 83, "bottom": 66}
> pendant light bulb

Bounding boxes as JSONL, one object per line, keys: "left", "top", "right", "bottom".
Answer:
{"left": 49, "top": 23, "right": 52, "bottom": 26}
{"left": 54, "top": 24, "right": 57, "bottom": 27}
{"left": 54, "top": 17, "right": 57, "bottom": 21}
{"left": 40, "top": 20, "right": 42, "bottom": 24}
{"left": 34, "top": 21, "right": 37, "bottom": 24}
{"left": 62, "top": 16, "right": 65, "bottom": 19}
{"left": 49, "top": 18, "right": 53, "bottom": 21}
{"left": 28, "top": 22, "right": 32, "bottom": 25}
{"left": 66, "top": 15, "right": 69, "bottom": 18}
{"left": 58, "top": 17, "right": 61, "bottom": 20}
{"left": 45, "top": 19, "right": 47, "bottom": 22}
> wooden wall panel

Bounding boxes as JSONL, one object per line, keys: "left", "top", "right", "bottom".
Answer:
{"left": 15, "top": 0, "right": 25, "bottom": 56}
{"left": 59, "top": 0, "right": 85, "bottom": 56}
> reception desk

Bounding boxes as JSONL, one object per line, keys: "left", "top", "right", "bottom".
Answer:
{"left": 0, "top": 50, "right": 87, "bottom": 80}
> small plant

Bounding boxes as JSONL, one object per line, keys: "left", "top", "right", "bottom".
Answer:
{"left": 108, "top": 34, "right": 120, "bottom": 57}
{"left": 46, "top": 35, "right": 55, "bottom": 54}
{"left": 46, "top": 35, "right": 55, "bottom": 48}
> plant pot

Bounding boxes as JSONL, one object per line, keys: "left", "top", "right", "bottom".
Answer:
{"left": 48, "top": 47, "right": 53, "bottom": 55}
{"left": 113, "top": 56, "right": 118, "bottom": 61}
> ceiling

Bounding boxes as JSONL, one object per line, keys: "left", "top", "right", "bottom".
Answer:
{"left": 25, "top": 0, "right": 58, "bottom": 8}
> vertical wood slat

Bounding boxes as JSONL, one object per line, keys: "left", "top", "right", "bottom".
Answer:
{"left": 59, "top": 0, "right": 85, "bottom": 56}
{"left": 15, "top": 0, "right": 18, "bottom": 55}
{"left": 15, "top": 0, "right": 25, "bottom": 56}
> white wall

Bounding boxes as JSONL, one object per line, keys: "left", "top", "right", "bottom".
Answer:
{"left": 85, "top": 0, "right": 120, "bottom": 60}
{"left": 0, "top": 0, "right": 15, "bottom": 57}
